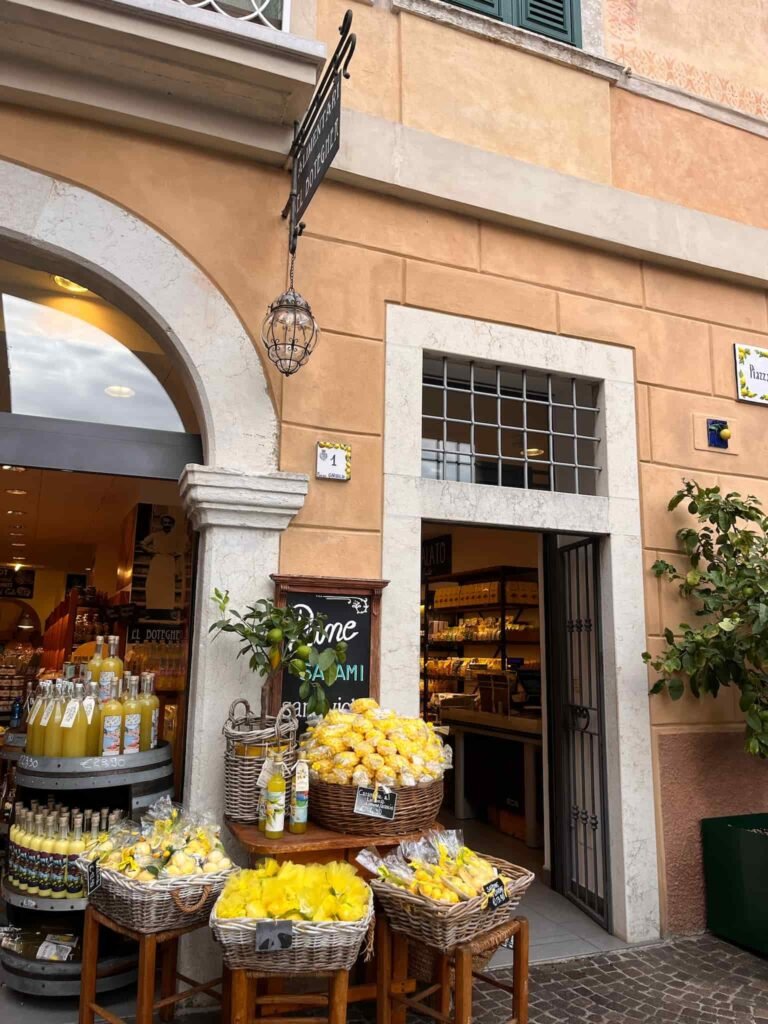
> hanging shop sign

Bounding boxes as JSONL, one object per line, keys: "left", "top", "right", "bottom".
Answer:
{"left": 735, "top": 342, "right": 768, "bottom": 404}
{"left": 0, "top": 566, "right": 35, "bottom": 598}
{"left": 421, "top": 535, "right": 452, "bottom": 577}
{"left": 272, "top": 575, "right": 387, "bottom": 721}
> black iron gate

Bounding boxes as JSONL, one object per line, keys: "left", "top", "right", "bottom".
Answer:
{"left": 546, "top": 536, "right": 611, "bottom": 929}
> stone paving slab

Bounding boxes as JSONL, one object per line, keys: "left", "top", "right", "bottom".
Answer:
{"left": 350, "top": 934, "right": 768, "bottom": 1024}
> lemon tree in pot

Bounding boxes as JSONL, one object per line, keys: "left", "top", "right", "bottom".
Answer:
{"left": 211, "top": 589, "right": 347, "bottom": 723}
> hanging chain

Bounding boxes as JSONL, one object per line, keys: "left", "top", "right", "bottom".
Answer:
{"left": 289, "top": 252, "right": 296, "bottom": 292}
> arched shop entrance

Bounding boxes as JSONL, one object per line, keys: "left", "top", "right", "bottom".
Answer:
{"left": 0, "top": 161, "right": 307, "bottom": 997}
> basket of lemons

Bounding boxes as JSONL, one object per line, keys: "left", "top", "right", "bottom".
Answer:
{"left": 210, "top": 859, "right": 373, "bottom": 973}
{"left": 81, "top": 798, "right": 235, "bottom": 933}
{"left": 305, "top": 700, "right": 450, "bottom": 836}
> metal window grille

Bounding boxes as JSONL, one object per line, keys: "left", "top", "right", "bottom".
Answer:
{"left": 171, "top": 0, "right": 288, "bottom": 31}
{"left": 421, "top": 355, "right": 601, "bottom": 495}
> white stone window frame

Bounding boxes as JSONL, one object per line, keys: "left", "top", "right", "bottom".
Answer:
{"left": 381, "top": 304, "right": 659, "bottom": 944}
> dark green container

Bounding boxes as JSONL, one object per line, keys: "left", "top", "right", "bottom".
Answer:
{"left": 701, "top": 813, "right": 768, "bottom": 954}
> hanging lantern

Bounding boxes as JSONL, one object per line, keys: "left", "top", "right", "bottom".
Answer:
{"left": 261, "top": 286, "right": 320, "bottom": 377}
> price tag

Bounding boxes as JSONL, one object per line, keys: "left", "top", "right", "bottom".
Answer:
{"left": 482, "top": 877, "right": 509, "bottom": 911}
{"left": 85, "top": 860, "right": 102, "bottom": 896}
{"left": 83, "top": 696, "right": 96, "bottom": 725}
{"left": 256, "top": 758, "right": 276, "bottom": 789}
{"left": 27, "top": 700, "right": 42, "bottom": 726}
{"left": 60, "top": 700, "right": 79, "bottom": 730}
{"left": 39, "top": 701, "right": 55, "bottom": 728}
{"left": 255, "top": 921, "right": 293, "bottom": 951}
{"left": 353, "top": 786, "right": 397, "bottom": 821}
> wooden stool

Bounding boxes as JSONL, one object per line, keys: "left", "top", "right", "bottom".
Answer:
{"left": 376, "top": 915, "right": 529, "bottom": 1024}
{"left": 78, "top": 905, "right": 224, "bottom": 1024}
{"left": 227, "top": 967, "right": 352, "bottom": 1024}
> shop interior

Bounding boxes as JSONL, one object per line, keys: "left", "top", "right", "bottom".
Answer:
{"left": 422, "top": 521, "right": 622, "bottom": 962}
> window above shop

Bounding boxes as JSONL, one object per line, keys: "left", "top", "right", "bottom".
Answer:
{"left": 440, "top": 0, "right": 582, "bottom": 46}
{"left": 421, "top": 355, "right": 601, "bottom": 495}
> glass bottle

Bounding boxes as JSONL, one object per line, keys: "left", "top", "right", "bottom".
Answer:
{"left": 139, "top": 673, "right": 160, "bottom": 752}
{"left": 84, "top": 681, "right": 101, "bottom": 757}
{"left": 8, "top": 802, "right": 24, "bottom": 887}
{"left": 26, "top": 681, "right": 50, "bottom": 756}
{"left": 66, "top": 815, "right": 85, "bottom": 898}
{"left": 27, "top": 813, "right": 45, "bottom": 895}
{"left": 265, "top": 751, "right": 286, "bottom": 840}
{"left": 61, "top": 682, "right": 88, "bottom": 758}
{"left": 98, "top": 636, "right": 123, "bottom": 703}
{"left": 50, "top": 816, "right": 69, "bottom": 899}
{"left": 122, "top": 678, "right": 142, "bottom": 755}
{"left": 42, "top": 682, "right": 65, "bottom": 758}
{"left": 38, "top": 815, "right": 57, "bottom": 898}
{"left": 100, "top": 679, "right": 124, "bottom": 756}
{"left": 120, "top": 671, "right": 131, "bottom": 703}
{"left": 289, "top": 749, "right": 310, "bottom": 835}
{"left": 16, "top": 809, "right": 32, "bottom": 891}
{"left": 87, "top": 636, "right": 105, "bottom": 689}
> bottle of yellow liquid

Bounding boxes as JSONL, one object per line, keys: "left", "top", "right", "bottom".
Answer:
{"left": 50, "top": 816, "right": 70, "bottom": 899}
{"left": 122, "top": 677, "right": 142, "bottom": 755}
{"left": 87, "top": 636, "right": 105, "bottom": 688}
{"left": 8, "top": 802, "right": 23, "bottom": 886}
{"left": 100, "top": 678, "right": 124, "bottom": 756}
{"left": 25, "top": 683, "right": 47, "bottom": 756}
{"left": 289, "top": 749, "right": 309, "bottom": 835}
{"left": 84, "top": 681, "right": 101, "bottom": 756}
{"left": 38, "top": 816, "right": 57, "bottom": 897}
{"left": 66, "top": 815, "right": 85, "bottom": 898}
{"left": 119, "top": 671, "right": 131, "bottom": 703}
{"left": 265, "top": 751, "right": 286, "bottom": 839}
{"left": 42, "top": 682, "right": 65, "bottom": 758}
{"left": 138, "top": 673, "right": 160, "bottom": 752}
{"left": 26, "top": 814, "right": 45, "bottom": 895}
{"left": 98, "top": 636, "right": 124, "bottom": 703}
{"left": 15, "top": 810, "right": 32, "bottom": 891}
{"left": 61, "top": 682, "right": 88, "bottom": 758}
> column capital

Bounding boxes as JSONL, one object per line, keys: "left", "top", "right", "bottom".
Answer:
{"left": 179, "top": 465, "right": 308, "bottom": 532}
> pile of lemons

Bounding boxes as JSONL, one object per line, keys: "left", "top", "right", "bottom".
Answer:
{"left": 305, "top": 698, "right": 451, "bottom": 788}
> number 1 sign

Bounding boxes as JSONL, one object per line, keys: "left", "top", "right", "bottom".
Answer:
{"left": 316, "top": 441, "right": 351, "bottom": 481}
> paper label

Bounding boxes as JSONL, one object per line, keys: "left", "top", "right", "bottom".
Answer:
{"left": 291, "top": 761, "right": 310, "bottom": 825}
{"left": 98, "top": 672, "right": 115, "bottom": 702}
{"left": 66, "top": 854, "right": 83, "bottom": 896}
{"left": 85, "top": 860, "right": 102, "bottom": 896}
{"left": 150, "top": 708, "right": 159, "bottom": 749}
{"left": 39, "top": 702, "right": 55, "bottom": 728}
{"left": 60, "top": 700, "right": 79, "bottom": 730}
{"left": 265, "top": 790, "right": 285, "bottom": 834}
{"left": 37, "top": 939, "right": 75, "bottom": 962}
{"left": 256, "top": 758, "right": 276, "bottom": 789}
{"left": 83, "top": 697, "right": 96, "bottom": 725}
{"left": 123, "top": 713, "right": 141, "bottom": 754}
{"left": 101, "top": 714, "right": 122, "bottom": 755}
{"left": 27, "top": 700, "right": 42, "bottom": 726}
{"left": 353, "top": 786, "right": 397, "bottom": 821}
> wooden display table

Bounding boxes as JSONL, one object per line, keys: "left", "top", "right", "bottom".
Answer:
{"left": 226, "top": 819, "right": 430, "bottom": 867}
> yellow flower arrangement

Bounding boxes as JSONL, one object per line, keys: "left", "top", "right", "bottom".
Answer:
{"left": 215, "top": 859, "right": 371, "bottom": 922}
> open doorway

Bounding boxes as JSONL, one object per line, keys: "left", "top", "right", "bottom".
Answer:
{"left": 421, "top": 521, "right": 624, "bottom": 962}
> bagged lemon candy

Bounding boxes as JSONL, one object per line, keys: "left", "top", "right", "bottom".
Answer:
{"left": 375, "top": 738, "right": 398, "bottom": 758}
{"left": 356, "top": 741, "right": 375, "bottom": 758}
{"left": 327, "top": 765, "right": 353, "bottom": 785}
{"left": 362, "top": 751, "right": 385, "bottom": 773}
{"left": 352, "top": 765, "right": 373, "bottom": 787}
{"left": 398, "top": 770, "right": 417, "bottom": 787}
{"left": 350, "top": 698, "right": 379, "bottom": 714}
{"left": 334, "top": 750, "right": 359, "bottom": 769}
{"left": 309, "top": 757, "right": 333, "bottom": 779}
{"left": 374, "top": 767, "right": 397, "bottom": 787}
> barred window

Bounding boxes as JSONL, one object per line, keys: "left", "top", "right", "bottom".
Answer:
{"left": 421, "top": 356, "right": 601, "bottom": 495}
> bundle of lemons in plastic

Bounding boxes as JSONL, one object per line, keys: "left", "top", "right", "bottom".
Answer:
{"left": 357, "top": 830, "right": 510, "bottom": 906}
{"left": 83, "top": 797, "right": 233, "bottom": 883}
{"left": 214, "top": 859, "right": 371, "bottom": 922}
{"left": 304, "top": 698, "right": 451, "bottom": 789}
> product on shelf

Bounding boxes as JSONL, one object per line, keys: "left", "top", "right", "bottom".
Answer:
{"left": 357, "top": 829, "right": 510, "bottom": 904}
{"left": 264, "top": 750, "right": 287, "bottom": 839}
{"left": 289, "top": 749, "right": 309, "bottom": 835}
{"left": 213, "top": 859, "right": 371, "bottom": 922}
{"left": 304, "top": 698, "right": 452, "bottom": 788}
{"left": 1, "top": 928, "right": 81, "bottom": 962}
{"left": 82, "top": 796, "right": 232, "bottom": 882}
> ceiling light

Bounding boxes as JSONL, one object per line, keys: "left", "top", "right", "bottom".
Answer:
{"left": 1, "top": 465, "right": 25, "bottom": 473}
{"left": 13, "top": 562, "right": 23, "bottom": 572}
{"left": 104, "top": 385, "right": 135, "bottom": 399}
{"left": 17, "top": 610, "right": 34, "bottom": 630}
{"left": 85, "top": 566, "right": 92, "bottom": 571}
{"left": 5, "top": 489, "right": 27, "bottom": 496}
{"left": 6, "top": 510, "right": 25, "bottom": 516}
{"left": 53, "top": 275, "right": 89, "bottom": 294}
{"left": 11, "top": 542, "right": 25, "bottom": 548}
{"left": 522, "top": 447, "right": 545, "bottom": 458}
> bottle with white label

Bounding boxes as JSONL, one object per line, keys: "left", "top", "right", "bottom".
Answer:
{"left": 84, "top": 681, "right": 101, "bottom": 757}
{"left": 98, "top": 636, "right": 123, "bottom": 703}
{"left": 289, "top": 750, "right": 310, "bottom": 835}
{"left": 50, "top": 816, "right": 70, "bottom": 899}
{"left": 139, "top": 673, "right": 160, "bottom": 751}
{"left": 38, "top": 815, "right": 57, "bottom": 897}
{"left": 25, "top": 683, "right": 47, "bottom": 756}
{"left": 27, "top": 813, "right": 45, "bottom": 895}
{"left": 67, "top": 815, "right": 85, "bottom": 897}
{"left": 61, "top": 683, "right": 88, "bottom": 758}
{"left": 122, "top": 678, "right": 141, "bottom": 755}
{"left": 42, "top": 683, "right": 65, "bottom": 758}
{"left": 100, "top": 679, "right": 124, "bottom": 756}
{"left": 265, "top": 751, "right": 286, "bottom": 839}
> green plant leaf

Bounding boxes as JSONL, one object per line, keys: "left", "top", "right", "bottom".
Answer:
{"left": 668, "top": 679, "right": 685, "bottom": 701}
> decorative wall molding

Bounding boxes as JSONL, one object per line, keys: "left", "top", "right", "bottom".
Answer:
{"left": 180, "top": 465, "right": 308, "bottom": 531}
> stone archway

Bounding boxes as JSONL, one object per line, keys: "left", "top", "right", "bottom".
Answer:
{"left": 0, "top": 159, "right": 308, "bottom": 814}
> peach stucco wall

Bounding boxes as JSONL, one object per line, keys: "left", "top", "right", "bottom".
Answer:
{"left": 1, "top": 96, "right": 767, "bottom": 933}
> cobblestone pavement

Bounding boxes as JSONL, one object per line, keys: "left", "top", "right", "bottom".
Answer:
{"left": 351, "top": 934, "right": 768, "bottom": 1024}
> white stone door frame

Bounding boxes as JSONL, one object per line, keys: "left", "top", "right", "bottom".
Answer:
{"left": 381, "top": 305, "right": 659, "bottom": 944}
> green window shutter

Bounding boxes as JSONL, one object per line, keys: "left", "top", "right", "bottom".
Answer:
{"left": 516, "top": 0, "right": 581, "bottom": 46}
{"left": 443, "top": 0, "right": 514, "bottom": 22}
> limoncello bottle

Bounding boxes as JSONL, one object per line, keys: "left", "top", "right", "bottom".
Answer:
{"left": 50, "top": 816, "right": 70, "bottom": 899}
{"left": 100, "top": 679, "right": 124, "bottom": 756}
{"left": 8, "top": 802, "right": 23, "bottom": 886}
{"left": 25, "top": 683, "right": 47, "bottom": 756}
{"left": 84, "top": 681, "right": 101, "bottom": 756}
{"left": 139, "top": 673, "right": 160, "bottom": 751}
{"left": 289, "top": 749, "right": 310, "bottom": 835}
{"left": 61, "top": 682, "right": 88, "bottom": 758}
{"left": 42, "top": 682, "right": 65, "bottom": 758}
{"left": 265, "top": 751, "right": 286, "bottom": 839}
{"left": 122, "top": 678, "right": 142, "bottom": 755}
{"left": 98, "top": 636, "right": 123, "bottom": 703}
{"left": 16, "top": 810, "right": 32, "bottom": 891}
{"left": 27, "top": 813, "right": 45, "bottom": 895}
{"left": 66, "top": 815, "right": 85, "bottom": 898}
{"left": 38, "top": 815, "right": 57, "bottom": 897}
{"left": 87, "top": 636, "right": 105, "bottom": 689}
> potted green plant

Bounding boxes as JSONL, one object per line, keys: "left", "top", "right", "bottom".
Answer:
{"left": 210, "top": 589, "right": 348, "bottom": 723}
{"left": 646, "top": 480, "right": 768, "bottom": 952}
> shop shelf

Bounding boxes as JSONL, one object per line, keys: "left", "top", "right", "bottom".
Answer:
{"left": 0, "top": 946, "right": 137, "bottom": 997}
{"left": 15, "top": 741, "right": 174, "bottom": 791}
{"left": 2, "top": 879, "right": 88, "bottom": 913}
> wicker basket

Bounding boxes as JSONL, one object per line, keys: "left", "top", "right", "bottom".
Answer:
{"left": 223, "top": 701, "right": 298, "bottom": 823}
{"left": 210, "top": 894, "right": 374, "bottom": 974}
{"left": 370, "top": 856, "right": 534, "bottom": 953}
{"left": 90, "top": 866, "right": 233, "bottom": 934}
{"left": 309, "top": 777, "right": 444, "bottom": 836}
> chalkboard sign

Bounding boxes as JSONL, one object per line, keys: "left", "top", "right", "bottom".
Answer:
{"left": 272, "top": 575, "right": 388, "bottom": 722}
{"left": 482, "top": 877, "right": 509, "bottom": 911}
{"left": 353, "top": 786, "right": 398, "bottom": 821}
{"left": 0, "top": 566, "right": 35, "bottom": 599}
{"left": 422, "top": 535, "right": 452, "bottom": 578}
